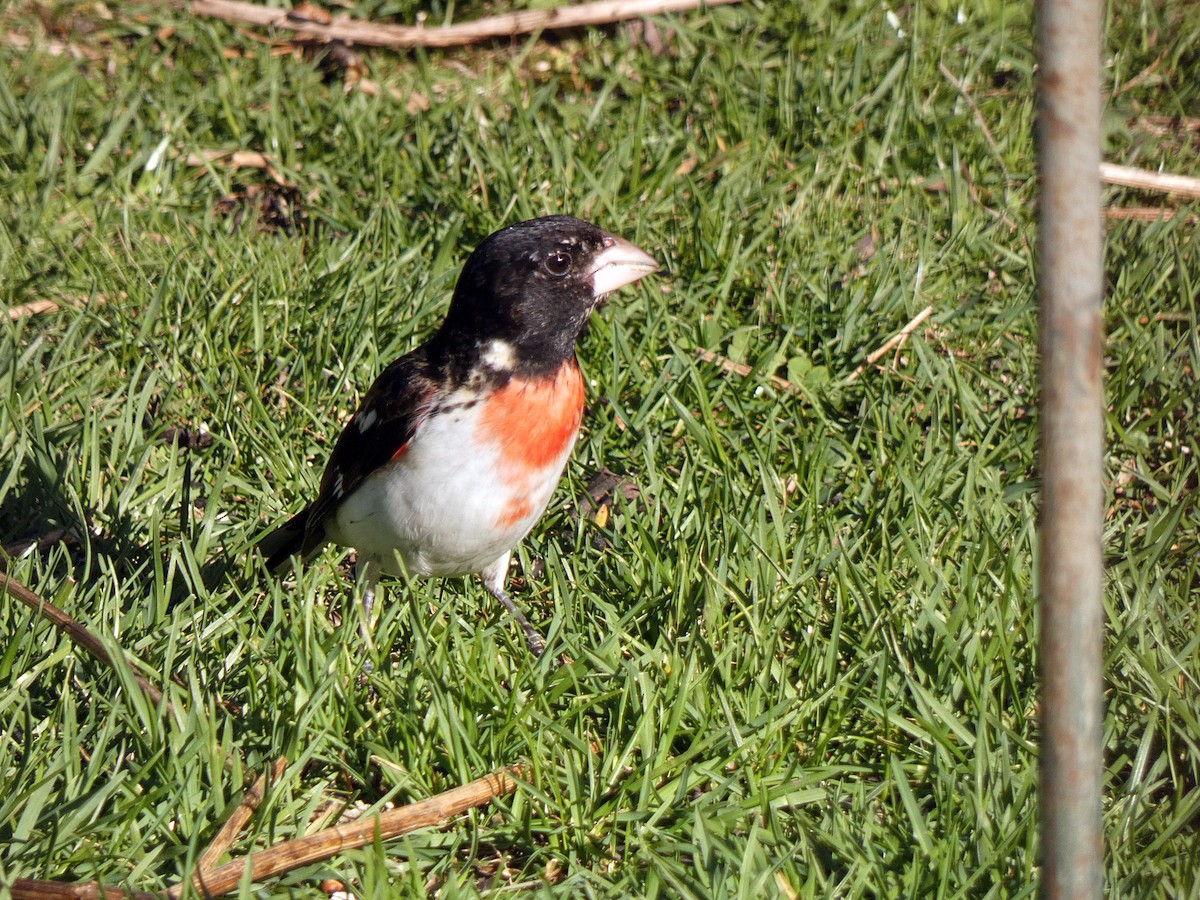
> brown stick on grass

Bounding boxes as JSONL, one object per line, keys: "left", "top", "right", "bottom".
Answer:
{"left": 8, "top": 879, "right": 160, "bottom": 899}
{"left": 0, "top": 571, "right": 173, "bottom": 712}
{"left": 1100, "top": 162, "right": 1200, "bottom": 199}
{"left": 846, "top": 305, "right": 935, "bottom": 383}
{"left": 198, "top": 757, "right": 290, "bottom": 871}
{"left": 173, "top": 767, "right": 526, "bottom": 899}
{"left": 7, "top": 768, "right": 525, "bottom": 899}
{"left": 8, "top": 292, "right": 117, "bottom": 321}
{"left": 2, "top": 571, "right": 524, "bottom": 896}
{"left": 191, "top": 0, "right": 742, "bottom": 49}
{"left": 1105, "top": 207, "right": 1193, "bottom": 224}
{"left": 695, "top": 348, "right": 800, "bottom": 394}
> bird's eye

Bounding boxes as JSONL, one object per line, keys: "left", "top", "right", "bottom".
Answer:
{"left": 543, "top": 250, "right": 572, "bottom": 277}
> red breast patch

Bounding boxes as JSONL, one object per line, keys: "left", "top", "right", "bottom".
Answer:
{"left": 496, "top": 496, "right": 536, "bottom": 529}
{"left": 479, "top": 361, "right": 586, "bottom": 473}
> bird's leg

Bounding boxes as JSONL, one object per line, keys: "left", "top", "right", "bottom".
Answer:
{"left": 489, "top": 584, "right": 547, "bottom": 658}
{"left": 481, "top": 554, "right": 546, "bottom": 658}
{"left": 354, "top": 555, "right": 381, "bottom": 655}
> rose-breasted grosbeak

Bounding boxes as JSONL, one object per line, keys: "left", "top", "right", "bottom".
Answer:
{"left": 258, "top": 216, "right": 658, "bottom": 656}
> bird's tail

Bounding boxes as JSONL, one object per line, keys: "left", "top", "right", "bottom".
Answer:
{"left": 257, "top": 506, "right": 326, "bottom": 575}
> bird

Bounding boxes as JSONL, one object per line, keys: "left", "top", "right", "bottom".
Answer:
{"left": 257, "top": 215, "right": 658, "bottom": 657}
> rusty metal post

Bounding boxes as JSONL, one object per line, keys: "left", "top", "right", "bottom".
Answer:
{"left": 1036, "top": 0, "right": 1105, "bottom": 896}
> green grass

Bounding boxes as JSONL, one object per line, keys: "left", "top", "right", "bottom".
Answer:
{"left": 1, "top": 0, "right": 1198, "bottom": 895}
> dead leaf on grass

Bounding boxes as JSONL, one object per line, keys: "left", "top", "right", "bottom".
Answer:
{"left": 214, "top": 183, "right": 309, "bottom": 234}
{"left": 576, "top": 468, "right": 641, "bottom": 543}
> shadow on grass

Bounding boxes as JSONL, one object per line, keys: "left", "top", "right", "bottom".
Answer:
{"left": 1, "top": 428, "right": 242, "bottom": 613}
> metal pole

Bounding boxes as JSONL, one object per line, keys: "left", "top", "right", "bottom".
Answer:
{"left": 1036, "top": 0, "right": 1105, "bottom": 896}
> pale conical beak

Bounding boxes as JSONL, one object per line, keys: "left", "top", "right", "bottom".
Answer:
{"left": 588, "top": 234, "right": 659, "bottom": 296}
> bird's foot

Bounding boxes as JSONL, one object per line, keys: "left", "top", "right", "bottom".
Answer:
{"left": 487, "top": 584, "right": 547, "bottom": 658}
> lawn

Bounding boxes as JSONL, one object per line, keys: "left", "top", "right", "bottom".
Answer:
{"left": 1, "top": 0, "right": 1198, "bottom": 896}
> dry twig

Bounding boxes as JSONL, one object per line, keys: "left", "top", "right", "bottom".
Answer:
{"left": 955, "top": 159, "right": 1019, "bottom": 231}
{"left": 0, "top": 572, "right": 174, "bottom": 712}
{"left": 1, "top": 28, "right": 101, "bottom": 61}
{"left": 1110, "top": 48, "right": 1169, "bottom": 98}
{"left": 8, "top": 293, "right": 118, "bottom": 321}
{"left": 1131, "top": 115, "right": 1200, "bottom": 137}
{"left": 938, "top": 61, "right": 1003, "bottom": 161}
{"left": 198, "top": 757, "right": 290, "bottom": 871}
{"left": 191, "top": 0, "right": 741, "bottom": 49}
{"left": 846, "top": 305, "right": 935, "bottom": 382}
{"left": 173, "top": 767, "right": 526, "bottom": 898}
{"left": 695, "top": 349, "right": 799, "bottom": 394}
{"left": 1105, "top": 206, "right": 1193, "bottom": 224}
{"left": 185, "top": 148, "right": 288, "bottom": 183}
{"left": 8, "top": 879, "right": 160, "bottom": 899}
{"left": 1100, "top": 162, "right": 1200, "bottom": 199}
{"left": 2, "top": 527, "right": 80, "bottom": 559}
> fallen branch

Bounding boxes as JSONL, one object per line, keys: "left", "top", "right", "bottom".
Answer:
{"left": 1131, "top": 115, "right": 1200, "bottom": 136}
{"left": 8, "top": 879, "right": 159, "bottom": 899}
{"left": 0, "top": 571, "right": 174, "bottom": 713}
{"left": 1105, "top": 206, "right": 1193, "bottom": 224}
{"left": 185, "top": 148, "right": 289, "bottom": 183}
{"left": 954, "top": 158, "right": 1018, "bottom": 231}
{"left": 198, "top": 757, "right": 290, "bottom": 871}
{"left": 846, "top": 304, "right": 935, "bottom": 383}
{"left": 695, "top": 349, "right": 799, "bottom": 394}
{"left": 2, "top": 527, "right": 81, "bottom": 559}
{"left": 1109, "top": 48, "right": 1168, "bottom": 98}
{"left": 174, "top": 767, "right": 525, "bottom": 898}
{"left": 8, "top": 292, "right": 118, "bottom": 321}
{"left": 938, "top": 61, "right": 1002, "bottom": 161}
{"left": 1100, "top": 162, "right": 1200, "bottom": 200}
{"left": 191, "top": 0, "right": 741, "bottom": 49}
{"left": 2, "top": 28, "right": 102, "bottom": 61}
{"left": 186, "top": 148, "right": 276, "bottom": 170}
{"left": 8, "top": 299, "right": 68, "bottom": 319}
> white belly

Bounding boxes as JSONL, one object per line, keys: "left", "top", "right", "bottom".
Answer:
{"left": 324, "top": 401, "right": 575, "bottom": 577}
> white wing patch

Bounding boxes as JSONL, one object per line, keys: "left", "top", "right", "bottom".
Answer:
{"left": 356, "top": 408, "right": 379, "bottom": 431}
{"left": 482, "top": 339, "right": 516, "bottom": 372}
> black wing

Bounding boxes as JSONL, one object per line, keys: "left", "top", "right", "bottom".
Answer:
{"left": 259, "top": 347, "right": 443, "bottom": 571}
